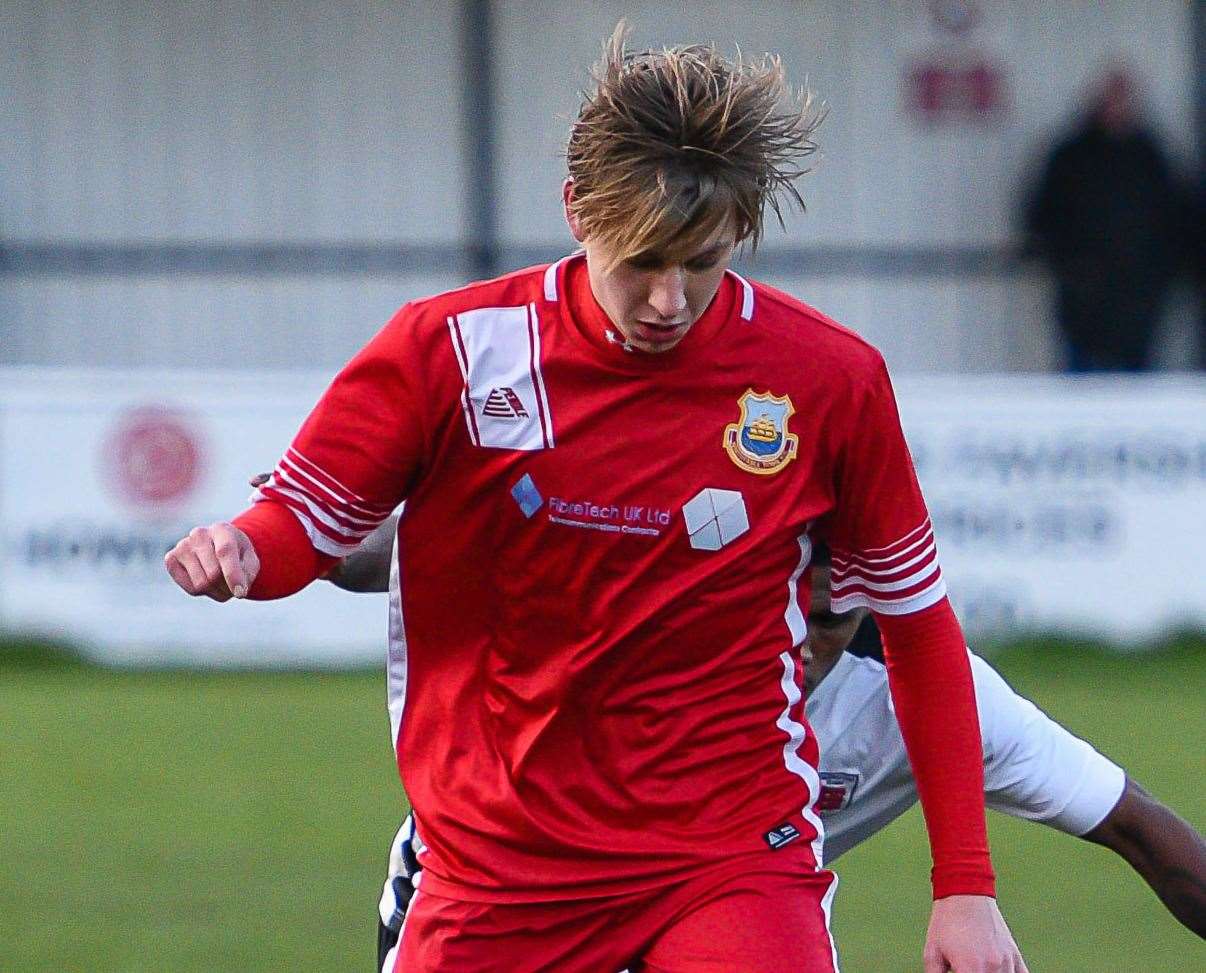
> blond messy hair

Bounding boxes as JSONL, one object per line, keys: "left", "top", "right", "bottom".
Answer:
{"left": 566, "top": 25, "right": 822, "bottom": 265}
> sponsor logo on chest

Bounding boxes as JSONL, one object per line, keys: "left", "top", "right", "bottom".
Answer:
{"left": 510, "top": 475, "right": 751, "bottom": 549}
{"left": 546, "top": 496, "right": 673, "bottom": 537}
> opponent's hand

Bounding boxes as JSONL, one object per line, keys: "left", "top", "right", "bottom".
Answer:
{"left": 164, "top": 522, "right": 260, "bottom": 601}
{"left": 924, "top": 895, "right": 1028, "bottom": 972}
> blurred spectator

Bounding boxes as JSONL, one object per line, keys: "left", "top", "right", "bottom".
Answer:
{"left": 1193, "top": 172, "right": 1206, "bottom": 369}
{"left": 1025, "top": 66, "right": 1188, "bottom": 372}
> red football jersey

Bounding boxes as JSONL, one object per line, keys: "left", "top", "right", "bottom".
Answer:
{"left": 253, "top": 254, "right": 950, "bottom": 902}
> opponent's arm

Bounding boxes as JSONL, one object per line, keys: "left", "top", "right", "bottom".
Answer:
{"left": 973, "top": 652, "right": 1204, "bottom": 938}
{"left": 378, "top": 814, "right": 422, "bottom": 972}
{"left": 325, "top": 514, "right": 398, "bottom": 593}
{"left": 1084, "top": 779, "right": 1206, "bottom": 938}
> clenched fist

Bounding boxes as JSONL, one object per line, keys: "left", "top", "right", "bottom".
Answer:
{"left": 164, "top": 522, "right": 260, "bottom": 601}
{"left": 924, "top": 896, "right": 1029, "bottom": 973}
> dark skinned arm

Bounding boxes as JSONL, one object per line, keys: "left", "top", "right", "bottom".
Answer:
{"left": 323, "top": 513, "right": 398, "bottom": 593}
{"left": 1083, "top": 778, "right": 1206, "bottom": 938}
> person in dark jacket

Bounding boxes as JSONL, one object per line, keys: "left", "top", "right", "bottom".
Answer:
{"left": 1026, "top": 67, "right": 1186, "bottom": 371}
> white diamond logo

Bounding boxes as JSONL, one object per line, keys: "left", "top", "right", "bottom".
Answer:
{"left": 683, "top": 488, "right": 749, "bottom": 551}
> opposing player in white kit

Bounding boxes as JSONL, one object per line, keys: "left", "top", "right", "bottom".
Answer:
{"left": 286, "top": 509, "right": 1204, "bottom": 967}
{"left": 798, "top": 551, "right": 1206, "bottom": 915}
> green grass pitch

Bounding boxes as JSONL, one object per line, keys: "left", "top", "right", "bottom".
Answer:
{"left": 1, "top": 638, "right": 1202, "bottom": 971}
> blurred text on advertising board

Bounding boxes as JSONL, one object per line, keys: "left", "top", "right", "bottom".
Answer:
{"left": 1, "top": 369, "right": 1203, "bottom": 664}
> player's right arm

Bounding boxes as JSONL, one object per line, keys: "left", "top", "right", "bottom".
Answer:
{"left": 164, "top": 520, "right": 262, "bottom": 600}
{"left": 241, "top": 476, "right": 398, "bottom": 594}
{"left": 165, "top": 305, "right": 427, "bottom": 602}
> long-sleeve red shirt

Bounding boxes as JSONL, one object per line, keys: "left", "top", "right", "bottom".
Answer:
{"left": 235, "top": 255, "right": 994, "bottom": 901}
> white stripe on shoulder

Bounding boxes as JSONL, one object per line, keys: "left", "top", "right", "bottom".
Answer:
{"left": 527, "top": 304, "right": 555, "bottom": 447}
{"left": 262, "top": 481, "right": 377, "bottom": 540}
{"left": 839, "top": 518, "right": 933, "bottom": 561}
{"left": 446, "top": 315, "right": 480, "bottom": 447}
{"left": 727, "top": 269, "right": 755, "bottom": 320}
{"left": 543, "top": 254, "right": 576, "bottom": 302}
{"left": 273, "top": 465, "right": 381, "bottom": 528}
{"left": 830, "top": 536, "right": 937, "bottom": 583}
{"left": 830, "top": 558, "right": 940, "bottom": 595}
{"left": 286, "top": 447, "right": 386, "bottom": 510}
{"left": 262, "top": 497, "right": 365, "bottom": 557}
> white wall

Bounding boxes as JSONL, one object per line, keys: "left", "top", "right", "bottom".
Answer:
{"left": 0, "top": 1, "right": 1197, "bottom": 371}
{"left": 0, "top": 272, "right": 465, "bottom": 368}
{"left": 0, "top": 0, "right": 467, "bottom": 244}
{"left": 492, "top": 0, "right": 1195, "bottom": 248}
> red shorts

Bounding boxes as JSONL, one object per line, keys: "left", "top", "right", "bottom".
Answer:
{"left": 395, "top": 848, "right": 839, "bottom": 973}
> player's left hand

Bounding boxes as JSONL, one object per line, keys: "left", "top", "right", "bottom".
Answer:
{"left": 924, "top": 895, "right": 1028, "bottom": 972}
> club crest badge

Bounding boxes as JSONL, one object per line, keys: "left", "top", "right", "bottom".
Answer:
{"left": 723, "top": 389, "right": 799, "bottom": 475}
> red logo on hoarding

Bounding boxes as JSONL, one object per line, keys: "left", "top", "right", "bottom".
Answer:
{"left": 101, "top": 406, "right": 205, "bottom": 512}
{"left": 906, "top": 59, "right": 1009, "bottom": 122}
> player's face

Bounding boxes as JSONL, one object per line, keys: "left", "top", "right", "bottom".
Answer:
{"left": 801, "top": 565, "right": 868, "bottom": 695}
{"left": 564, "top": 180, "right": 737, "bottom": 354}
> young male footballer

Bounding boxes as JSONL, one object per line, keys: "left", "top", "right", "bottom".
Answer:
{"left": 167, "top": 31, "right": 1026, "bottom": 972}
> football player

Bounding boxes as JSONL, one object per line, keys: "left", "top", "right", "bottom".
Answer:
{"left": 170, "top": 30, "right": 1022, "bottom": 971}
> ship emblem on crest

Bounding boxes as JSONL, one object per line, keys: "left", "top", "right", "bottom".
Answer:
{"left": 723, "top": 389, "right": 799, "bottom": 475}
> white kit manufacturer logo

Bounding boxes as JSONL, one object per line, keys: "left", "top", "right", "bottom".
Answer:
{"left": 682, "top": 488, "right": 750, "bottom": 551}
{"left": 447, "top": 304, "right": 554, "bottom": 451}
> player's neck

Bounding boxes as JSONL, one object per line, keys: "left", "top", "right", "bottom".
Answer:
{"left": 560, "top": 255, "right": 735, "bottom": 370}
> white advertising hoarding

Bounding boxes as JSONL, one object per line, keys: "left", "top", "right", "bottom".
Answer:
{"left": 895, "top": 375, "right": 1206, "bottom": 641}
{"left": 1, "top": 369, "right": 1203, "bottom": 665}
{"left": 0, "top": 369, "right": 388, "bottom": 666}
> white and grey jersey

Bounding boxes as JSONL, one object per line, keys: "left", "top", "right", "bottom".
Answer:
{"left": 806, "top": 650, "right": 1127, "bottom": 863}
